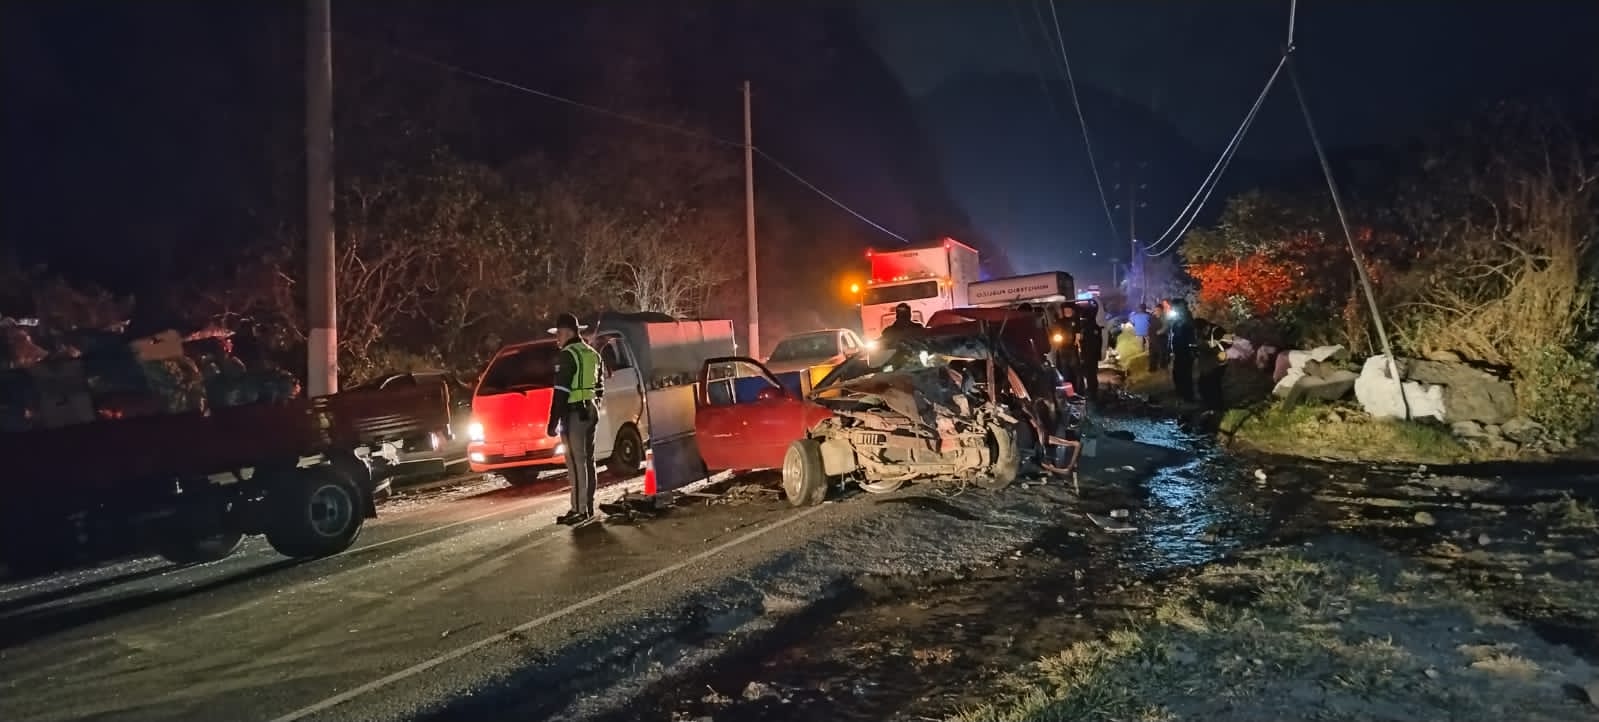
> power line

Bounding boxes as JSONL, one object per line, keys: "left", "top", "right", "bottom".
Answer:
{"left": 1013, "top": 0, "right": 1063, "bottom": 123}
{"left": 1143, "top": 53, "right": 1287, "bottom": 257}
{"left": 341, "top": 32, "right": 912, "bottom": 244}
{"left": 755, "top": 149, "right": 911, "bottom": 244}
{"left": 1044, "top": 0, "right": 1121, "bottom": 244}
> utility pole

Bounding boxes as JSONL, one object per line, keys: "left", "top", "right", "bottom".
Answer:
{"left": 742, "top": 80, "right": 759, "bottom": 359}
{"left": 306, "top": 0, "right": 337, "bottom": 396}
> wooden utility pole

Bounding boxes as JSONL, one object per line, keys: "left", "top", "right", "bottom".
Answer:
{"left": 306, "top": 0, "right": 337, "bottom": 396}
{"left": 742, "top": 80, "right": 759, "bottom": 359}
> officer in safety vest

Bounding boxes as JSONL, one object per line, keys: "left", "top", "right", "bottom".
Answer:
{"left": 547, "top": 312, "right": 605, "bottom": 526}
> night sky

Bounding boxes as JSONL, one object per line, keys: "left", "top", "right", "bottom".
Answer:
{"left": 4, "top": 1, "right": 1596, "bottom": 296}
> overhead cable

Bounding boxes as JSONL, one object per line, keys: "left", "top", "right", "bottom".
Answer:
{"left": 340, "top": 32, "right": 913, "bottom": 245}
{"left": 1045, "top": 0, "right": 1122, "bottom": 243}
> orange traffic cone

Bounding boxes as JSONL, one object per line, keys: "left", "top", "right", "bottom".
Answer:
{"left": 642, "top": 449, "right": 657, "bottom": 496}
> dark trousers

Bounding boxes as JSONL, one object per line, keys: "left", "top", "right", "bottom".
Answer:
{"left": 562, "top": 402, "right": 599, "bottom": 514}
{"left": 1172, "top": 351, "right": 1195, "bottom": 401}
{"left": 1198, "top": 366, "right": 1226, "bottom": 411}
{"left": 1149, "top": 333, "right": 1169, "bottom": 371}
{"left": 1077, "top": 345, "right": 1101, "bottom": 398}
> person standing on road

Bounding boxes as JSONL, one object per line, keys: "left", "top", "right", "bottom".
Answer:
{"left": 1149, "top": 299, "right": 1171, "bottom": 373}
{"left": 1128, "top": 304, "right": 1152, "bottom": 352}
{"left": 1167, "top": 300, "right": 1197, "bottom": 402}
{"left": 547, "top": 312, "right": 605, "bottom": 526}
{"left": 1073, "top": 300, "right": 1104, "bottom": 401}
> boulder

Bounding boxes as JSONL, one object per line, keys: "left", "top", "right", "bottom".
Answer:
{"left": 1354, "top": 355, "right": 1446, "bottom": 421}
{"left": 1500, "top": 417, "right": 1545, "bottom": 445}
{"left": 1272, "top": 345, "right": 1357, "bottom": 401}
{"left": 1403, "top": 359, "right": 1517, "bottom": 425}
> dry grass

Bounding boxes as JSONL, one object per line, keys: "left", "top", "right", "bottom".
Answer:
{"left": 1389, "top": 142, "right": 1598, "bottom": 438}
{"left": 1219, "top": 402, "right": 1474, "bottom": 464}
{"left": 951, "top": 541, "right": 1595, "bottom": 722}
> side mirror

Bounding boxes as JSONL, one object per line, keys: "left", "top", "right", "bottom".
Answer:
{"left": 756, "top": 386, "right": 786, "bottom": 402}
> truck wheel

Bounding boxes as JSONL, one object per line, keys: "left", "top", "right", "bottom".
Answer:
{"left": 610, "top": 424, "right": 644, "bottom": 474}
{"left": 264, "top": 465, "right": 364, "bottom": 559}
{"left": 975, "top": 423, "right": 1020, "bottom": 490}
{"left": 156, "top": 531, "right": 245, "bottom": 565}
{"left": 781, "top": 439, "right": 828, "bottom": 507}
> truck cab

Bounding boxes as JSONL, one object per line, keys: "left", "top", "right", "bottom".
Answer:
{"left": 860, "top": 238, "right": 981, "bottom": 341}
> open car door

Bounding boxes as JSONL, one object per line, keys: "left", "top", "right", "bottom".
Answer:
{"left": 695, "top": 356, "right": 829, "bottom": 471}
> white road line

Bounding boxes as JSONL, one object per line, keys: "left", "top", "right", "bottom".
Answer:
{"left": 268, "top": 503, "right": 827, "bottom": 722}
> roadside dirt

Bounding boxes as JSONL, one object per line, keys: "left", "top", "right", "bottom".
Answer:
{"left": 607, "top": 427, "right": 1599, "bottom": 722}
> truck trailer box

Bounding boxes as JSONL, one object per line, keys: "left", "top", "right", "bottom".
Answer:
{"left": 594, "top": 313, "right": 736, "bottom": 389}
{"left": 967, "top": 272, "right": 1075, "bottom": 308}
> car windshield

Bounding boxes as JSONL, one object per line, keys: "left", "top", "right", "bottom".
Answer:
{"left": 477, "top": 344, "right": 561, "bottom": 395}
{"left": 863, "top": 280, "right": 939, "bottom": 306}
{"left": 767, "top": 332, "right": 837, "bottom": 362}
{"left": 812, "top": 334, "right": 988, "bottom": 394}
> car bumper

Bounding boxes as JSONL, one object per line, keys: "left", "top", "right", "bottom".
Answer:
{"left": 467, "top": 439, "right": 567, "bottom": 473}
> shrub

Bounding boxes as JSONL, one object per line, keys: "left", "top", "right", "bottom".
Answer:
{"left": 1512, "top": 345, "right": 1599, "bottom": 439}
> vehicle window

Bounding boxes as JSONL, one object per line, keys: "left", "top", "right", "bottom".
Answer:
{"left": 767, "top": 332, "right": 838, "bottom": 362}
{"left": 704, "top": 360, "right": 778, "bottom": 406}
{"left": 598, "top": 337, "right": 631, "bottom": 373}
{"left": 477, "top": 344, "right": 561, "bottom": 395}
{"left": 863, "top": 280, "right": 939, "bottom": 306}
{"left": 840, "top": 333, "right": 858, "bottom": 351}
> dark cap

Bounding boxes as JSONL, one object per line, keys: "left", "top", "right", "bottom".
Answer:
{"left": 895, "top": 303, "right": 912, "bottom": 313}
{"left": 547, "top": 312, "right": 589, "bottom": 334}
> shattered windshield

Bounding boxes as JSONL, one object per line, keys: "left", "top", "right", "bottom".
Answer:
{"left": 767, "top": 332, "right": 838, "bottom": 363}
{"left": 811, "top": 335, "right": 990, "bottom": 395}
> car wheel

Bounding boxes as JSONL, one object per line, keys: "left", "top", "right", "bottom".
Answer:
{"left": 974, "top": 422, "right": 1020, "bottom": 490}
{"left": 610, "top": 423, "right": 645, "bottom": 474}
{"left": 781, "top": 439, "right": 828, "bottom": 507}
{"left": 263, "top": 465, "right": 364, "bottom": 559}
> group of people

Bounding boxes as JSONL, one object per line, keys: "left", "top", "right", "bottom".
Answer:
{"left": 1126, "top": 299, "right": 1233, "bottom": 412}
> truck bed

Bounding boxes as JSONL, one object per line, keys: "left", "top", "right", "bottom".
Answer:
{"left": 1, "top": 383, "right": 451, "bottom": 496}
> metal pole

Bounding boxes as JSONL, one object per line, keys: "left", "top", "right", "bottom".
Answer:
{"left": 1286, "top": 56, "right": 1408, "bottom": 418}
{"left": 742, "top": 80, "right": 759, "bottom": 360}
{"left": 306, "top": 0, "right": 337, "bottom": 396}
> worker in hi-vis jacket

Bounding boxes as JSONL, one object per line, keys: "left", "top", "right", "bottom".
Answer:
{"left": 547, "top": 312, "right": 605, "bottom": 526}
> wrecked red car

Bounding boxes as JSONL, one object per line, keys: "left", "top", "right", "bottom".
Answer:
{"left": 694, "top": 333, "right": 1028, "bottom": 506}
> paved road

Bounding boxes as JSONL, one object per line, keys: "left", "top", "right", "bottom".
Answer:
{"left": 0, "top": 468, "right": 838, "bottom": 722}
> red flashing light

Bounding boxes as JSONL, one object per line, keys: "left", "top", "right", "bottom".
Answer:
{"left": 865, "top": 248, "right": 874, "bottom": 257}
{"left": 944, "top": 239, "right": 952, "bottom": 249}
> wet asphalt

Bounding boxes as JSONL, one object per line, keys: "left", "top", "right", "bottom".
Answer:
{"left": 0, "top": 469, "right": 840, "bottom": 722}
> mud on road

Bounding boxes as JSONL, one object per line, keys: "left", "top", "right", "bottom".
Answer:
{"left": 609, "top": 422, "right": 1599, "bottom": 722}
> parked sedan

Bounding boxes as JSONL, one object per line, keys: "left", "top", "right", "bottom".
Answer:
{"left": 763, "top": 328, "right": 867, "bottom": 395}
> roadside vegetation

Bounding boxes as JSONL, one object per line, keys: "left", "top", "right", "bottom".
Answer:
{"left": 1159, "top": 102, "right": 1599, "bottom": 461}
{"left": 1219, "top": 401, "right": 1473, "bottom": 465}
{"left": 953, "top": 539, "right": 1597, "bottom": 722}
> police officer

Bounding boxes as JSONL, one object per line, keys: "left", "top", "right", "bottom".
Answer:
{"left": 548, "top": 312, "right": 605, "bottom": 526}
{"left": 1167, "top": 300, "right": 1197, "bottom": 402}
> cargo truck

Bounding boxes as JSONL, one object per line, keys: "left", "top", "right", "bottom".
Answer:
{"left": 967, "top": 272, "right": 1076, "bottom": 308}
{"left": 860, "top": 238, "right": 980, "bottom": 341}
{"left": 0, "top": 361, "right": 453, "bottom": 576}
{"left": 467, "top": 312, "right": 735, "bottom": 484}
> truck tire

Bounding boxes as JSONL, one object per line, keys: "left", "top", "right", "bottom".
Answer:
{"left": 975, "top": 423, "right": 1020, "bottom": 490}
{"left": 610, "top": 424, "right": 645, "bottom": 474}
{"left": 264, "top": 465, "right": 364, "bottom": 559}
{"left": 781, "top": 439, "right": 828, "bottom": 507}
{"left": 156, "top": 531, "right": 245, "bottom": 566}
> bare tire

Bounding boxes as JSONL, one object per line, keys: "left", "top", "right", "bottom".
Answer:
{"left": 860, "top": 477, "right": 906, "bottom": 494}
{"left": 781, "top": 439, "right": 828, "bottom": 507}
{"left": 157, "top": 531, "right": 244, "bottom": 565}
{"left": 975, "top": 423, "right": 1021, "bottom": 490}
{"left": 610, "top": 424, "right": 645, "bottom": 474}
{"left": 264, "top": 465, "right": 364, "bottom": 559}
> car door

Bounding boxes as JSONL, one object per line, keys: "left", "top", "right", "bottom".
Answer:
{"left": 695, "top": 356, "right": 817, "bottom": 471}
